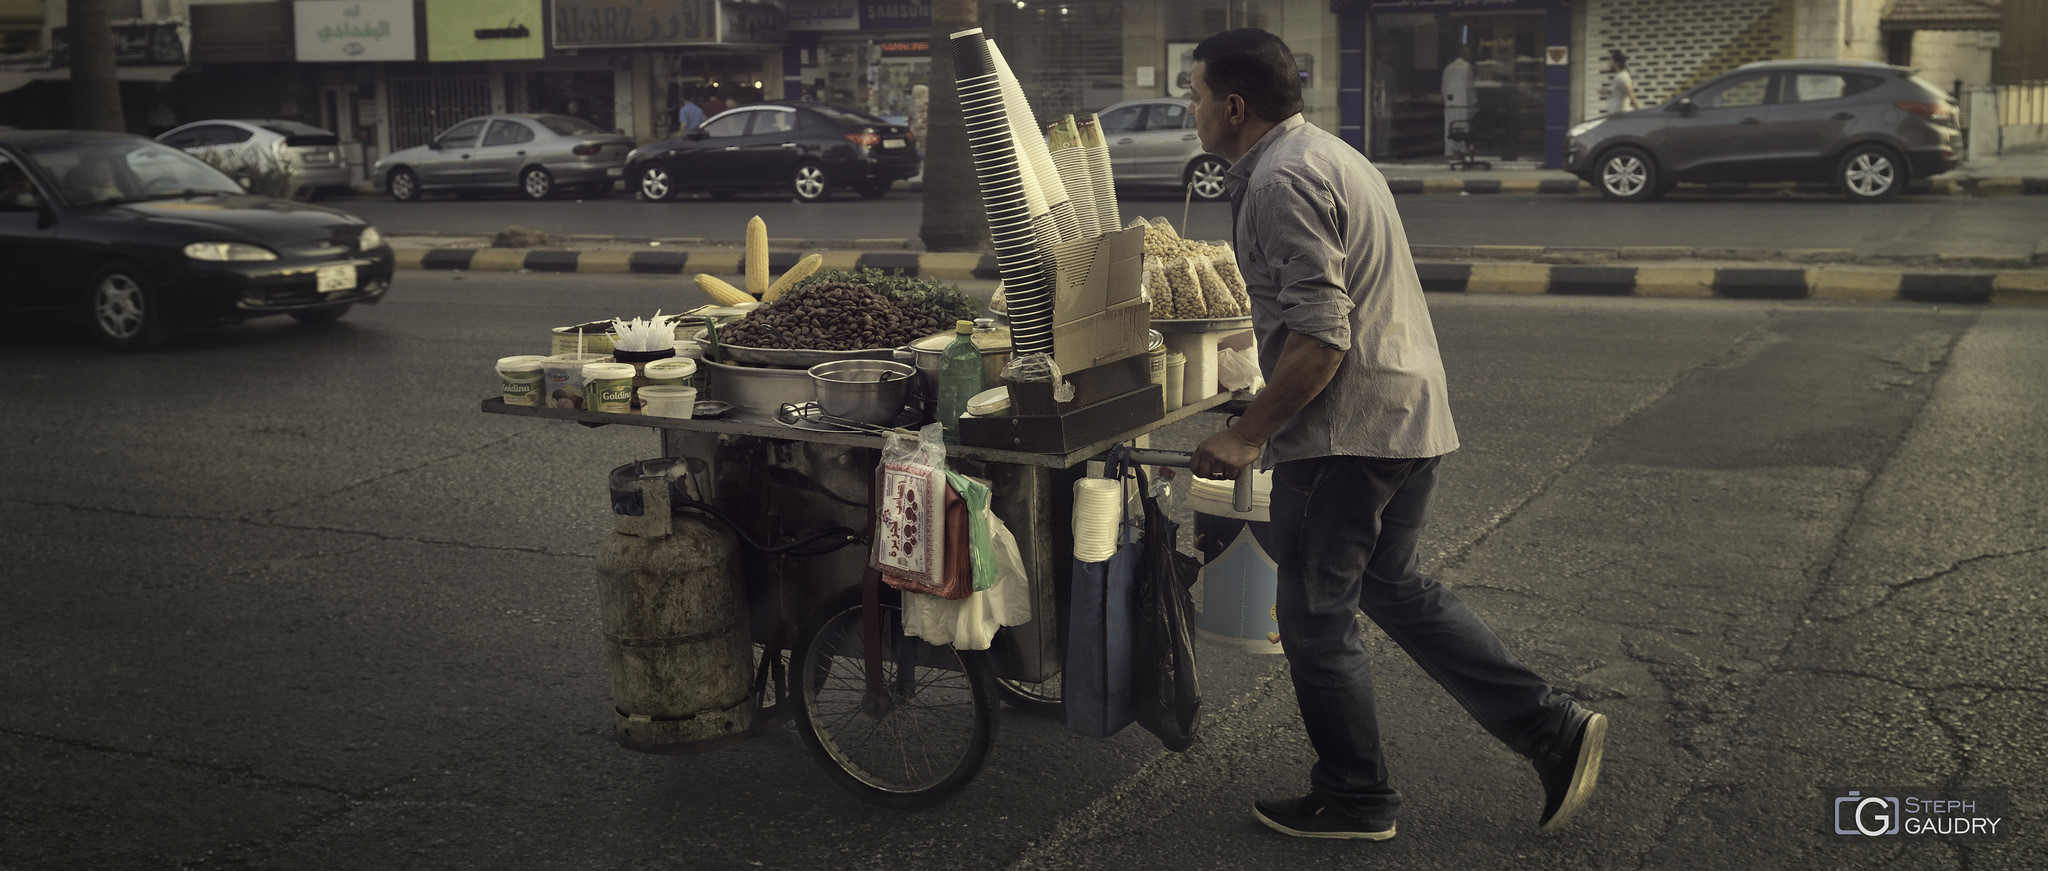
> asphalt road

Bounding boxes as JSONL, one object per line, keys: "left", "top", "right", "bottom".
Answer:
{"left": 2, "top": 274, "right": 2042, "bottom": 869}
{"left": 325, "top": 189, "right": 2048, "bottom": 262}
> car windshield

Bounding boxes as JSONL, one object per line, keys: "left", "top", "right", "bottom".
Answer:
{"left": 536, "top": 114, "right": 607, "bottom": 136}
{"left": 19, "top": 137, "right": 244, "bottom": 206}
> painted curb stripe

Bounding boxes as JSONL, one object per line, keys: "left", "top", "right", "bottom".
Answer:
{"left": 629, "top": 251, "right": 690, "bottom": 274}
{"left": 856, "top": 251, "right": 922, "bottom": 276}
{"left": 1899, "top": 273, "right": 1994, "bottom": 304}
{"left": 1548, "top": 266, "right": 1637, "bottom": 296}
{"left": 419, "top": 249, "right": 475, "bottom": 270}
{"left": 525, "top": 250, "right": 579, "bottom": 273}
{"left": 1714, "top": 268, "right": 1809, "bottom": 300}
{"left": 1462, "top": 179, "right": 1503, "bottom": 195}
{"left": 1415, "top": 262, "right": 1470, "bottom": 293}
{"left": 468, "top": 249, "right": 528, "bottom": 271}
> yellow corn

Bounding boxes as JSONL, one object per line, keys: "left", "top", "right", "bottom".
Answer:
{"left": 764, "top": 253, "right": 822, "bottom": 302}
{"left": 694, "top": 273, "right": 754, "bottom": 306}
{"left": 745, "top": 215, "right": 769, "bottom": 294}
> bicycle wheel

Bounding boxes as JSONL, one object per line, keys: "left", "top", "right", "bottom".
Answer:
{"left": 996, "top": 672, "right": 1064, "bottom": 714}
{"left": 792, "top": 585, "right": 997, "bottom": 808}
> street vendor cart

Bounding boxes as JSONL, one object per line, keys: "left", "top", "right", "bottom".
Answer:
{"left": 481, "top": 387, "right": 1241, "bottom": 808}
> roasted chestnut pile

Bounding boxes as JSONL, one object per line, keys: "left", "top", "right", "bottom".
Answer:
{"left": 720, "top": 282, "right": 955, "bottom": 351}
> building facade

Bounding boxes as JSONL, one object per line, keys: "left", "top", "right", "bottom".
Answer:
{"left": 1, "top": 0, "right": 2014, "bottom": 181}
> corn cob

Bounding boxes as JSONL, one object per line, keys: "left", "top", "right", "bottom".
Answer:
{"left": 694, "top": 273, "right": 754, "bottom": 307}
{"left": 745, "top": 216, "right": 769, "bottom": 295}
{"left": 764, "top": 253, "right": 822, "bottom": 302}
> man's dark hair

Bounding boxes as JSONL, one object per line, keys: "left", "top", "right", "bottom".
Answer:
{"left": 1191, "top": 29, "right": 1303, "bottom": 123}
{"left": 1609, "top": 49, "right": 1628, "bottom": 68}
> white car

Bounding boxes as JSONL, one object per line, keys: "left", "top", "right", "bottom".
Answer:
{"left": 156, "top": 119, "right": 353, "bottom": 197}
{"left": 1093, "top": 98, "right": 1231, "bottom": 201}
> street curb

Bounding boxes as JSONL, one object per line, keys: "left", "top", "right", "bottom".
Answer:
{"left": 394, "top": 243, "right": 2048, "bottom": 305}
{"left": 1416, "top": 262, "right": 2048, "bottom": 305}
{"left": 1373, "top": 175, "right": 2045, "bottom": 196}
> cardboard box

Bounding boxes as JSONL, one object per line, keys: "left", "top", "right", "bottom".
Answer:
{"left": 1051, "top": 227, "right": 1146, "bottom": 327}
{"left": 1052, "top": 298, "right": 1149, "bottom": 375}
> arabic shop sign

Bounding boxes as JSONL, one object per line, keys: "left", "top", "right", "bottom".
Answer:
{"left": 427, "top": 0, "right": 544, "bottom": 60}
{"left": 552, "top": 0, "right": 713, "bottom": 47}
{"left": 295, "top": 0, "right": 418, "bottom": 62}
{"left": 50, "top": 22, "right": 187, "bottom": 66}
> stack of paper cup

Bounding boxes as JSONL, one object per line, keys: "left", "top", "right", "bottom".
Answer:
{"left": 1072, "top": 478, "right": 1125, "bottom": 563}
{"left": 1077, "top": 115, "right": 1121, "bottom": 235}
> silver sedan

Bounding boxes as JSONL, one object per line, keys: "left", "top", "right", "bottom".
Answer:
{"left": 1094, "top": 98, "right": 1231, "bottom": 202}
{"left": 371, "top": 114, "right": 633, "bottom": 201}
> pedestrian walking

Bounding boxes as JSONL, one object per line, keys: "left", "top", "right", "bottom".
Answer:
{"left": 703, "top": 92, "right": 729, "bottom": 118}
{"left": 678, "top": 97, "right": 706, "bottom": 134}
{"left": 1607, "top": 49, "right": 1641, "bottom": 114}
{"left": 1185, "top": 28, "right": 1608, "bottom": 842}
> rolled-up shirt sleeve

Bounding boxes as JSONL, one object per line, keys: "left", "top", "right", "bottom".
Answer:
{"left": 1246, "top": 180, "right": 1353, "bottom": 350}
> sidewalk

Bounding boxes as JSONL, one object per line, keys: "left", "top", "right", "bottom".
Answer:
{"left": 383, "top": 147, "right": 2048, "bottom": 306}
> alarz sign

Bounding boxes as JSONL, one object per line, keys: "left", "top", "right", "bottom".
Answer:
{"left": 295, "top": 0, "right": 417, "bottom": 61}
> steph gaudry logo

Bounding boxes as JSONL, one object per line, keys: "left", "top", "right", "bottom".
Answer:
{"left": 1830, "top": 788, "right": 2010, "bottom": 838}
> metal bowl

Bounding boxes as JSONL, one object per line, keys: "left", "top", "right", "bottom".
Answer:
{"left": 692, "top": 329, "right": 900, "bottom": 368}
{"left": 699, "top": 359, "right": 819, "bottom": 419}
{"left": 807, "top": 359, "right": 915, "bottom": 425}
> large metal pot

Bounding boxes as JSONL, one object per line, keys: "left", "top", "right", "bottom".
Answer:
{"left": 896, "top": 324, "right": 1013, "bottom": 402}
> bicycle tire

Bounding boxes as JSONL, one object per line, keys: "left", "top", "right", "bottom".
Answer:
{"left": 995, "top": 673, "right": 1064, "bottom": 714}
{"left": 791, "top": 585, "right": 997, "bottom": 808}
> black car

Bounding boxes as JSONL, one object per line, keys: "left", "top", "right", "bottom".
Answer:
{"left": 628, "top": 102, "right": 920, "bottom": 203}
{"left": 0, "top": 130, "right": 393, "bottom": 350}
{"left": 1564, "top": 60, "right": 1963, "bottom": 202}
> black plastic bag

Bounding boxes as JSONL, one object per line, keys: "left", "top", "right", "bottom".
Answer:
{"left": 1131, "top": 466, "right": 1202, "bottom": 751}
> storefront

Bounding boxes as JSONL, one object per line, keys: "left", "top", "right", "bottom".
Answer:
{"left": 1349, "top": 0, "right": 1572, "bottom": 167}
{"left": 784, "top": 1, "right": 931, "bottom": 123}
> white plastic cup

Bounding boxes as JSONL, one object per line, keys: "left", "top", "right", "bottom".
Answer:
{"left": 497, "top": 355, "right": 547, "bottom": 406}
{"left": 639, "top": 384, "right": 699, "bottom": 418}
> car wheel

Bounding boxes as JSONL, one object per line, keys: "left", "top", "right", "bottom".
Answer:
{"left": 791, "top": 161, "right": 831, "bottom": 203}
{"left": 855, "top": 179, "right": 891, "bottom": 199}
{"left": 85, "top": 263, "right": 170, "bottom": 351}
{"left": 387, "top": 168, "right": 421, "bottom": 202}
{"left": 1838, "top": 145, "right": 1902, "bottom": 201}
{"left": 521, "top": 166, "right": 555, "bottom": 200}
{"left": 290, "top": 304, "right": 352, "bottom": 324}
{"left": 636, "top": 165, "right": 675, "bottom": 202}
{"left": 1185, "top": 156, "right": 1230, "bottom": 202}
{"left": 1595, "top": 147, "right": 1657, "bottom": 202}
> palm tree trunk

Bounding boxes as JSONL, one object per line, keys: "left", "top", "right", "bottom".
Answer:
{"left": 918, "top": 0, "right": 990, "bottom": 253}
{"left": 66, "top": 0, "right": 125, "bottom": 131}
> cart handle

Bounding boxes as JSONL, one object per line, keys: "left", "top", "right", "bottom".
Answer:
{"left": 1112, "top": 446, "right": 1255, "bottom": 513}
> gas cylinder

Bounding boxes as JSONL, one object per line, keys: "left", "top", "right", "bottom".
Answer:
{"left": 594, "top": 510, "right": 753, "bottom": 753}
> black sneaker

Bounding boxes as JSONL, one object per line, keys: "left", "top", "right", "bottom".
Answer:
{"left": 1536, "top": 706, "right": 1609, "bottom": 833}
{"left": 1253, "top": 795, "right": 1397, "bottom": 841}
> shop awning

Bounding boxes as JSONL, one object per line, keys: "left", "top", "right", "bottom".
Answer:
{"left": 0, "top": 65, "right": 187, "bottom": 93}
{"left": 1880, "top": 0, "right": 2001, "bottom": 31}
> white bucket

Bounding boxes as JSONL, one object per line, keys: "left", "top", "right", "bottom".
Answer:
{"left": 497, "top": 355, "right": 547, "bottom": 406}
{"left": 1189, "top": 471, "right": 1281, "bottom": 654}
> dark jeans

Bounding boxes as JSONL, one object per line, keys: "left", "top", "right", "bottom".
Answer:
{"left": 1269, "top": 454, "right": 1573, "bottom": 821}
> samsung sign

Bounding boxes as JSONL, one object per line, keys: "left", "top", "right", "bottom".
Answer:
{"left": 861, "top": 1, "right": 929, "bottom": 30}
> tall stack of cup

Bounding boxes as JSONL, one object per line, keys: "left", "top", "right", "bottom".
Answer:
{"left": 1072, "top": 478, "right": 1125, "bottom": 563}
{"left": 1046, "top": 116, "right": 1103, "bottom": 239}
{"left": 952, "top": 28, "right": 1056, "bottom": 358}
{"left": 1077, "top": 115, "right": 1121, "bottom": 235}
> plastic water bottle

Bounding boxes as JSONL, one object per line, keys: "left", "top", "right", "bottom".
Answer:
{"left": 936, "top": 319, "right": 981, "bottom": 445}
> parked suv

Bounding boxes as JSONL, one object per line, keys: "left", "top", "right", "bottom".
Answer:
{"left": 1094, "top": 98, "right": 1231, "bottom": 201}
{"left": 1564, "top": 60, "right": 1962, "bottom": 202}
